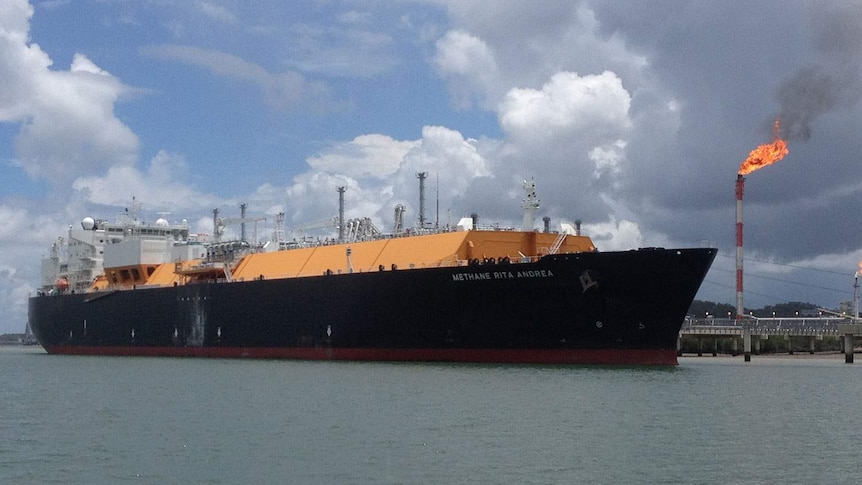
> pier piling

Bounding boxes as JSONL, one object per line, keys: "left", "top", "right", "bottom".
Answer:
{"left": 837, "top": 325, "right": 862, "bottom": 364}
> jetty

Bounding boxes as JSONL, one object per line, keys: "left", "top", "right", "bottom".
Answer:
{"left": 679, "top": 317, "right": 862, "bottom": 362}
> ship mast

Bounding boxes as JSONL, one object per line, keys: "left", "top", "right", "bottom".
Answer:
{"left": 274, "top": 212, "right": 285, "bottom": 246}
{"left": 213, "top": 208, "right": 220, "bottom": 243}
{"left": 337, "top": 186, "right": 346, "bottom": 243}
{"left": 417, "top": 172, "right": 428, "bottom": 230}
{"left": 240, "top": 203, "right": 247, "bottom": 242}
{"left": 855, "top": 266, "right": 860, "bottom": 322}
{"left": 435, "top": 173, "right": 440, "bottom": 230}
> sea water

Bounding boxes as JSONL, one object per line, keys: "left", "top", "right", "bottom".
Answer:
{"left": 1, "top": 346, "right": 861, "bottom": 484}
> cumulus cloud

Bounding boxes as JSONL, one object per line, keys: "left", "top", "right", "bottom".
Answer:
{"left": 398, "top": 126, "right": 490, "bottom": 185}
{"left": 277, "top": 125, "right": 491, "bottom": 233}
{"left": 433, "top": 3, "right": 648, "bottom": 110}
{"left": 583, "top": 217, "right": 643, "bottom": 251}
{"left": 285, "top": 63, "right": 637, "bottom": 240}
{"left": 0, "top": 204, "right": 65, "bottom": 334}
{"left": 433, "top": 30, "right": 499, "bottom": 108}
{"left": 307, "top": 134, "right": 419, "bottom": 178}
{"left": 281, "top": 171, "right": 368, "bottom": 231}
{"left": 0, "top": 264, "right": 33, "bottom": 334}
{"left": 426, "top": 4, "right": 687, "bottom": 250}
{"left": 0, "top": 0, "right": 33, "bottom": 45}
{"left": 0, "top": 204, "right": 60, "bottom": 247}
{"left": 386, "top": 126, "right": 491, "bottom": 225}
{"left": 71, "top": 150, "right": 220, "bottom": 212}
{"left": 0, "top": 1, "right": 138, "bottom": 185}
{"left": 281, "top": 103, "right": 639, "bottom": 241}
{"left": 498, "top": 71, "right": 632, "bottom": 145}
{"left": 589, "top": 140, "right": 627, "bottom": 179}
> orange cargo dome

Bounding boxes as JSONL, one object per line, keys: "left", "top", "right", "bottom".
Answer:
{"left": 230, "top": 230, "right": 595, "bottom": 281}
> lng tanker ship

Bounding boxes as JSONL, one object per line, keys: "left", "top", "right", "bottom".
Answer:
{"left": 28, "top": 180, "right": 716, "bottom": 365}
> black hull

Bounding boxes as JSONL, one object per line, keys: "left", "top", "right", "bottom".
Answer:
{"left": 29, "top": 248, "right": 716, "bottom": 365}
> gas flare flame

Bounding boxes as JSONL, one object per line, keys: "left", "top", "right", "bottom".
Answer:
{"left": 738, "top": 119, "right": 789, "bottom": 175}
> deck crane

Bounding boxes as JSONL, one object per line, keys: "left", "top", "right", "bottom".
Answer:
{"left": 212, "top": 203, "right": 267, "bottom": 243}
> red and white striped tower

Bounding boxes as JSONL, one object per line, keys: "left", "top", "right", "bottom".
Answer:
{"left": 736, "top": 174, "right": 752, "bottom": 361}
{"left": 736, "top": 118, "right": 789, "bottom": 362}
{"left": 735, "top": 174, "right": 745, "bottom": 320}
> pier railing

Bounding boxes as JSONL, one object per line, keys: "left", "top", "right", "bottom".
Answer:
{"left": 681, "top": 317, "right": 848, "bottom": 337}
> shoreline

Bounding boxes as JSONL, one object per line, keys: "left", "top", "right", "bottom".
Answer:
{"left": 680, "top": 351, "right": 849, "bottom": 359}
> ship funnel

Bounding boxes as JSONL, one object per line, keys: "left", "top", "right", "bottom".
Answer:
{"left": 543, "top": 216, "right": 551, "bottom": 233}
{"left": 575, "top": 219, "right": 581, "bottom": 236}
{"left": 471, "top": 212, "right": 478, "bottom": 230}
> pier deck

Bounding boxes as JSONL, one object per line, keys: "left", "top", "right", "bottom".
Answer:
{"left": 679, "top": 317, "right": 858, "bottom": 360}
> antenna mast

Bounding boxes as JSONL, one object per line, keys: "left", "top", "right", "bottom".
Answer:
{"left": 417, "top": 172, "right": 428, "bottom": 229}
{"left": 337, "top": 186, "right": 346, "bottom": 243}
{"left": 435, "top": 173, "right": 440, "bottom": 229}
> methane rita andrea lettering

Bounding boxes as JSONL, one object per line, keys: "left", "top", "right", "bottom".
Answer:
{"left": 451, "top": 269, "right": 553, "bottom": 281}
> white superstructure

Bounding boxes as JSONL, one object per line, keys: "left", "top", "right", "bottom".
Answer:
{"left": 40, "top": 212, "right": 204, "bottom": 293}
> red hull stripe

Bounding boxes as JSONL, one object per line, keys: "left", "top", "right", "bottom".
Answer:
{"left": 44, "top": 345, "right": 678, "bottom": 365}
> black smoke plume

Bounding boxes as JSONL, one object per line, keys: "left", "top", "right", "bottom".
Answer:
{"left": 774, "top": 3, "right": 862, "bottom": 140}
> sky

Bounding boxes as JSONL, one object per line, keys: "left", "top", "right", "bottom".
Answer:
{"left": 1, "top": 0, "right": 861, "bottom": 334}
